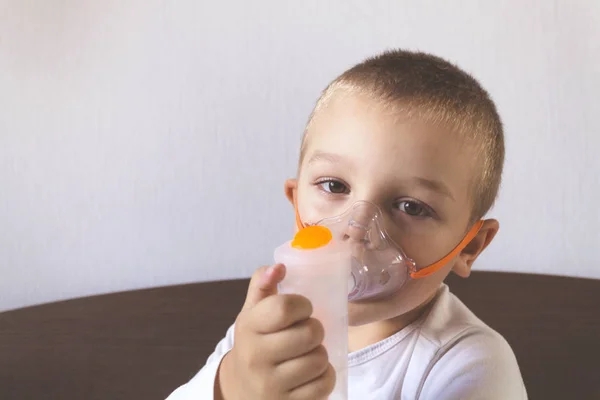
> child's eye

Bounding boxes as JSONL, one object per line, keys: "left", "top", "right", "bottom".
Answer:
{"left": 316, "top": 179, "right": 350, "bottom": 195}
{"left": 395, "top": 200, "right": 432, "bottom": 218}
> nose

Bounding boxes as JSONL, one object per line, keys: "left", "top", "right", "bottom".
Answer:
{"left": 343, "top": 202, "right": 385, "bottom": 249}
{"left": 346, "top": 219, "right": 370, "bottom": 242}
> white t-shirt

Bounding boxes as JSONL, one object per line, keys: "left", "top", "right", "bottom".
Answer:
{"left": 167, "top": 284, "right": 527, "bottom": 399}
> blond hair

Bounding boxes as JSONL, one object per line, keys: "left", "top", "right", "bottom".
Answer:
{"left": 300, "top": 50, "right": 504, "bottom": 220}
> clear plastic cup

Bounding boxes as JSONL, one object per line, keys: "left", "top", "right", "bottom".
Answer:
{"left": 274, "top": 227, "right": 350, "bottom": 400}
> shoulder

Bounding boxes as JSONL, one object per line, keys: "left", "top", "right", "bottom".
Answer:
{"left": 418, "top": 284, "right": 517, "bottom": 355}
{"left": 415, "top": 285, "right": 527, "bottom": 399}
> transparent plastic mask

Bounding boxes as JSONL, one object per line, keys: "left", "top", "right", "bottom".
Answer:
{"left": 298, "top": 200, "right": 484, "bottom": 301}
{"left": 312, "top": 201, "right": 414, "bottom": 301}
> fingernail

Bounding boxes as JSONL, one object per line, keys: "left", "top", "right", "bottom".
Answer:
{"left": 265, "top": 265, "right": 276, "bottom": 276}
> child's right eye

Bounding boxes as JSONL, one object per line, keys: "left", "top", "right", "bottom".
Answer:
{"left": 315, "top": 179, "right": 350, "bottom": 195}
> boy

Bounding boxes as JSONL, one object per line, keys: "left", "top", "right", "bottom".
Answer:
{"left": 168, "top": 50, "right": 527, "bottom": 399}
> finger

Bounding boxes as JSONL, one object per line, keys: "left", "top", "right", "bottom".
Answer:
{"left": 242, "top": 264, "right": 286, "bottom": 310}
{"left": 261, "top": 317, "right": 325, "bottom": 363}
{"left": 249, "top": 293, "right": 313, "bottom": 333}
{"left": 288, "top": 362, "right": 336, "bottom": 400}
{"left": 274, "top": 345, "right": 329, "bottom": 391}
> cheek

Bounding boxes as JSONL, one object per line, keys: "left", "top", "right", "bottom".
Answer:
{"left": 296, "top": 179, "right": 347, "bottom": 224}
{"left": 394, "top": 217, "right": 471, "bottom": 268}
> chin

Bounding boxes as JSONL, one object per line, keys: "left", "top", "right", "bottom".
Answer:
{"left": 347, "top": 280, "right": 443, "bottom": 326}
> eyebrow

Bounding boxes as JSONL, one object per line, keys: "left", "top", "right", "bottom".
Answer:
{"left": 411, "top": 176, "right": 455, "bottom": 201}
{"left": 307, "top": 151, "right": 349, "bottom": 166}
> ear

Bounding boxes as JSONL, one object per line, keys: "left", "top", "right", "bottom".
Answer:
{"left": 284, "top": 179, "right": 297, "bottom": 206}
{"left": 452, "top": 219, "right": 499, "bottom": 278}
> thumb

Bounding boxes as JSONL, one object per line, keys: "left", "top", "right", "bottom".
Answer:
{"left": 242, "top": 264, "right": 286, "bottom": 310}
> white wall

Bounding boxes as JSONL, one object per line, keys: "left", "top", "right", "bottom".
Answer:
{"left": 1, "top": 0, "right": 599, "bottom": 312}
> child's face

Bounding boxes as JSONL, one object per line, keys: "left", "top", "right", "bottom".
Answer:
{"left": 286, "top": 92, "right": 495, "bottom": 326}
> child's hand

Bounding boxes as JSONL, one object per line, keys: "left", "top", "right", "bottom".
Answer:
{"left": 216, "top": 264, "right": 336, "bottom": 400}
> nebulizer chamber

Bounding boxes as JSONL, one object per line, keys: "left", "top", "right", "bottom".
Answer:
{"left": 275, "top": 226, "right": 350, "bottom": 400}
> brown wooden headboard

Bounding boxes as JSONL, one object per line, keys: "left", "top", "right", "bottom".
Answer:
{"left": 1, "top": 271, "right": 599, "bottom": 399}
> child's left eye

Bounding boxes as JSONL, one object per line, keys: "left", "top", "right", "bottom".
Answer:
{"left": 395, "top": 200, "right": 431, "bottom": 218}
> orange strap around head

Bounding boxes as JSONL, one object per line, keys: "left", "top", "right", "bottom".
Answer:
{"left": 294, "top": 198, "right": 305, "bottom": 230}
{"left": 410, "top": 219, "right": 485, "bottom": 279}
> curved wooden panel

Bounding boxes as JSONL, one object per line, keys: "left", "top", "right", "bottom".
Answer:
{"left": 0, "top": 272, "right": 598, "bottom": 399}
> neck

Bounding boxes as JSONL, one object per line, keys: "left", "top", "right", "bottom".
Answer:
{"left": 347, "top": 291, "right": 438, "bottom": 352}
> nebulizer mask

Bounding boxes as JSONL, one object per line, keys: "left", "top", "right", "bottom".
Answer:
{"left": 295, "top": 200, "right": 484, "bottom": 301}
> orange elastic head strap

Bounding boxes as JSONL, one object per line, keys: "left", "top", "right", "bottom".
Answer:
{"left": 409, "top": 219, "right": 484, "bottom": 278}
{"left": 293, "top": 197, "right": 484, "bottom": 279}
{"left": 295, "top": 201, "right": 305, "bottom": 230}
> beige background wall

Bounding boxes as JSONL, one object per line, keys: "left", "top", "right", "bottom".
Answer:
{"left": 1, "top": 0, "right": 598, "bottom": 311}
